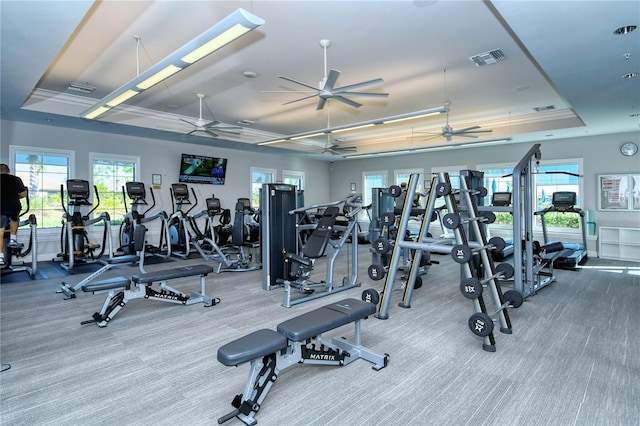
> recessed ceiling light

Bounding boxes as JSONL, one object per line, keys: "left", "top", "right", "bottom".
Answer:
{"left": 243, "top": 70, "right": 258, "bottom": 78}
{"left": 622, "top": 72, "right": 638, "bottom": 79}
{"left": 613, "top": 25, "right": 637, "bottom": 35}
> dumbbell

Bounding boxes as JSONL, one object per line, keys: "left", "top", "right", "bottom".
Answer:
{"left": 441, "top": 211, "right": 496, "bottom": 229}
{"left": 389, "top": 185, "right": 402, "bottom": 197}
{"left": 450, "top": 237, "right": 507, "bottom": 264}
{"left": 434, "top": 182, "right": 488, "bottom": 198}
{"left": 362, "top": 288, "right": 381, "bottom": 305}
{"left": 368, "top": 263, "right": 387, "bottom": 281}
{"left": 459, "top": 263, "right": 516, "bottom": 299}
{"left": 467, "top": 290, "right": 524, "bottom": 337}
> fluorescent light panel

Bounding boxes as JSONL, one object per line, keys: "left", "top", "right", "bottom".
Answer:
{"left": 258, "top": 106, "right": 447, "bottom": 146}
{"left": 81, "top": 8, "right": 264, "bottom": 120}
{"left": 343, "top": 138, "right": 512, "bottom": 159}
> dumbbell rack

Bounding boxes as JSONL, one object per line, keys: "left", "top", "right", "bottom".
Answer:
{"left": 369, "top": 172, "right": 515, "bottom": 352}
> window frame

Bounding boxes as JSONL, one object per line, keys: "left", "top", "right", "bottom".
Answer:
{"left": 9, "top": 145, "right": 75, "bottom": 230}
{"left": 90, "top": 152, "right": 140, "bottom": 226}
{"left": 250, "top": 166, "right": 276, "bottom": 209}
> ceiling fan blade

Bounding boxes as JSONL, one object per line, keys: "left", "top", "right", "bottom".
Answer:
{"left": 332, "top": 77, "right": 384, "bottom": 93}
{"left": 186, "top": 129, "right": 197, "bottom": 136}
{"left": 453, "top": 126, "right": 480, "bottom": 133}
{"left": 180, "top": 118, "right": 197, "bottom": 126}
{"left": 208, "top": 127, "right": 242, "bottom": 135}
{"left": 282, "top": 93, "right": 321, "bottom": 106}
{"left": 316, "top": 97, "right": 328, "bottom": 110}
{"left": 205, "top": 130, "right": 219, "bottom": 138}
{"left": 338, "top": 91, "right": 389, "bottom": 98}
{"left": 323, "top": 69, "right": 341, "bottom": 90}
{"left": 278, "top": 75, "right": 320, "bottom": 91}
{"left": 332, "top": 95, "right": 362, "bottom": 108}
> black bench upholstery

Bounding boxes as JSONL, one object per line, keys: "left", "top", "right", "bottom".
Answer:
{"left": 82, "top": 277, "right": 131, "bottom": 293}
{"left": 277, "top": 298, "right": 374, "bottom": 342}
{"left": 217, "top": 329, "right": 287, "bottom": 366}
{"left": 132, "top": 264, "right": 214, "bottom": 284}
{"left": 217, "top": 298, "right": 387, "bottom": 425}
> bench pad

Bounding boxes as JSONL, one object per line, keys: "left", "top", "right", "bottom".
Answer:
{"left": 217, "top": 329, "right": 287, "bottom": 366}
{"left": 82, "top": 277, "right": 131, "bottom": 293}
{"left": 106, "top": 254, "right": 139, "bottom": 265}
{"left": 132, "top": 264, "right": 214, "bottom": 284}
{"left": 277, "top": 298, "right": 375, "bottom": 342}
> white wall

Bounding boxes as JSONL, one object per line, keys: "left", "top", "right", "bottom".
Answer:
{"left": 1, "top": 119, "right": 331, "bottom": 260}
{"left": 328, "top": 132, "right": 640, "bottom": 232}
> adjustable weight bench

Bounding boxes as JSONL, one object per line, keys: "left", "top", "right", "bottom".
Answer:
{"left": 217, "top": 298, "right": 388, "bottom": 425}
{"left": 81, "top": 263, "right": 218, "bottom": 327}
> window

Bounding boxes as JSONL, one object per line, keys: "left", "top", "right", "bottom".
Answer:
{"left": 282, "top": 169, "right": 305, "bottom": 191}
{"left": 431, "top": 165, "right": 467, "bottom": 190}
{"left": 394, "top": 168, "right": 424, "bottom": 206}
{"left": 362, "top": 170, "right": 388, "bottom": 210}
{"left": 534, "top": 160, "right": 582, "bottom": 231}
{"left": 250, "top": 167, "right": 276, "bottom": 208}
{"left": 9, "top": 146, "right": 74, "bottom": 229}
{"left": 91, "top": 154, "right": 139, "bottom": 225}
{"left": 478, "top": 163, "right": 516, "bottom": 226}
{"left": 478, "top": 159, "right": 582, "bottom": 232}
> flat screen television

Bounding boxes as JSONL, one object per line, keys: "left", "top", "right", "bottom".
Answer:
{"left": 178, "top": 153, "right": 227, "bottom": 185}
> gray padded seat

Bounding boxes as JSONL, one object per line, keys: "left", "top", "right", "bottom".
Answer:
{"left": 277, "top": 298, "right": 375, "bottom": 342}
{"left": 131, "top": 264, "right": 214, "bottom": 284}
{"left": 82, "top": 277, "right": 131, "bottom": 293}
{"left": 217, "top": 329, "right": 287, "bottom": 366}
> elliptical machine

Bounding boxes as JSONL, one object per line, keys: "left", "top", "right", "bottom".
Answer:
{"left": 167, "top": 183, "right": 198, "bottom": 259}
{"left": 1, "top": 189, "right": 38, "bottom": 279}
{"left": 118, "top": 181, "right": 171, "bottom": 258}
{"left": 54, "top": 179, "right": 113, "bottom": 271}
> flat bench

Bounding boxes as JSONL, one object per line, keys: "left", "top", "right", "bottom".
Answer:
{"left": 217, "top": 298, "right": 388, "bottom": 425}
{"left": 81, "top": 263, "right": 219, "bottom": 327}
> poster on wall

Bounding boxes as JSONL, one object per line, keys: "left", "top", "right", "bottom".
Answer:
{"left": 598, "top": 174, "right": 639, "bottom": 211}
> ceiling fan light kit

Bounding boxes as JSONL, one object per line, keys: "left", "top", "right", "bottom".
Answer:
{"left": 80, "top": 8, "right": 264, "bottom": 120}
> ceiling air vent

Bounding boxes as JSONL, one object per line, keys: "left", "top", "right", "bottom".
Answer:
{"left": 469, "top": 49, "right": 506, "bottom": 67}
{"left": 67, "top": 83, "right": 96, "bottom": 94}
{"left": 534, "top": 105, "right": 556, "bottom": 112}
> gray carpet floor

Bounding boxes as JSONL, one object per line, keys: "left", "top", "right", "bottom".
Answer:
{"left": 1, "top": 247, "right": 638, "bottom": 425}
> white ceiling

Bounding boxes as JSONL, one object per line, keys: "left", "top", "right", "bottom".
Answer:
{"left": 1, "top": 1, "right": 639, "bottom": 160}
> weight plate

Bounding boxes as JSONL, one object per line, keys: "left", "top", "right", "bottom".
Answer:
{"left": 414, "top": 276, "right": 423, "bottom": 289}
{"left": 495, "top": 262, "right": 515, "bottom": 280}
{"left": 442, "top": 213, "right": 460, "bottom": 229}
{"left": 362, "top": 288, "right": 380, "bottom": 305}
{"left": 435, "top": 182, "right": 451, "bottom": 197}
{"left": 368, "top": 264, "right": 386, "bottom": 281}
{"left": 503, "top": 290, "right": 524, "bottom": 308}
{"left": 481, "top": 211, "right": 496, "bottom": 224}
{"left": 460, "top": 278, "right": 483, "bottom": 299}
{"left": 451, "top": 244, "right": 472, "bottom": 264}
{"left": 373, "top": 238, "right": 391, "bottom": 254}
{"left": 475, "top": 186, "right": 488, "bottom": 197}
{"left": 468, "top": 312, "right": 494, "bottom": 337}
{"left": 488, "top": 236, "right": 506, "bottom": 253}
{"left": 389, "top": 185, "right": 402, "bottom": 197}
{"left": 381, "top": 212, "right": 396, "bottom": 227}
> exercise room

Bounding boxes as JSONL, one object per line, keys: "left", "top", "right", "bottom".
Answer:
{"left": 1, "top": 1, "right": 639, "bottom": 425}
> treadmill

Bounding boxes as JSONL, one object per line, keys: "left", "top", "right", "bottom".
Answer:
{"left": 535, "top": 191, "right": 588, "bottom": 269}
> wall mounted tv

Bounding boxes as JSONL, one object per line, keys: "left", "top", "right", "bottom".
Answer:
{"left": 178, "top": 153, "right": 227, "bottom": 185}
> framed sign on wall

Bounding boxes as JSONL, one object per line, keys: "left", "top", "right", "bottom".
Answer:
{"left": 598, "top": 174, "right": 640, "bottom": 211}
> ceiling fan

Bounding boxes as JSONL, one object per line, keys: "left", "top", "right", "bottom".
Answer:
{"left": 322, "top": 137, "right": 357, "bottom": 156}
{"left": 419, "top": 102, "right": 492, "bottom": 141}
{"left": 180, "top": 94, "right": 242, "bottom": 138}
{"left": 265, "top": 39, "right": 389, "bottom": 111}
